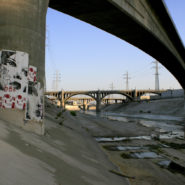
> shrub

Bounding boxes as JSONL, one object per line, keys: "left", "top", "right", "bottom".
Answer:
{"left": 56, "top": 112, "right": 62, "bottom": 117}
{"left": 70, "top": 111, "right": 77, "bottom": 116}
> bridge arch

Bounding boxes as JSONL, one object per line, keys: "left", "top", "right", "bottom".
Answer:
{"left": 64, "top": 93, "right": 96, "bottom": 103}
{"left": 100, "top": 92, "right": 133, "bottom": 101}
{"left": 136, "top": 91, "right": 162, "bottom": 98}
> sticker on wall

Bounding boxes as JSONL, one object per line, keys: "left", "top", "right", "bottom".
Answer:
{"left": 0, "top": 50, "right": 43, "bottom": 122}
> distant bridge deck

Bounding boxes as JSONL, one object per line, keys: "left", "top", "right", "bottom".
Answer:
{"left": 45, "top": 89, "right": 166, "bottom": 100}
{"left": 45, "top": 89, "right": 167, "bottom": 111}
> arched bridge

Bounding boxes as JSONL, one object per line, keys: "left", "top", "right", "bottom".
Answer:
{"left": 45, "top": 89, "right": 166, "bottom": 112}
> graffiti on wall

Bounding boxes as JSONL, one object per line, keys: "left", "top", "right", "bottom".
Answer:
{"left": 0, "top": 50, "right": 43, "bottom": 121}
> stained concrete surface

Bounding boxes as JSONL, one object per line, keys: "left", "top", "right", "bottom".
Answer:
{"left": 0, "top": 98, "right": 185, "bottom": 185}
{"left": 0, "top": 101, "right": 129, "bottom": 185}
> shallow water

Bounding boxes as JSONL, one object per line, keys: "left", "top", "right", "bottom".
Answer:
{"left": 83, "top": 110, "right": 184, "bottom": 139}
{"left": 158, "top": 160, "right": 171, "bottom": 168}
{"left": 105, "top": 145, "right": 148, "bottom": 151}
{"left": 95, "top": 136, "right": 152, "bottom": 142}
{"left": 95, "top": 131, "right": 184, "bottom": 142}
{"left": 130, "top": 152, "right": 161, "bottom": 159}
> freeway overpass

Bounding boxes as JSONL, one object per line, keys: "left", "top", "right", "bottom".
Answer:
{"left": 0, "top": 0, "right": 184, "bottom": 134}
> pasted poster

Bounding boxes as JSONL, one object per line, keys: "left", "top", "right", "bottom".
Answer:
{"left": 26, "top": 66, "right": 43, "bottom": 121}
{"left": 0, "top": 50, "right": 43, "bottom": 121}
{"left": 0, "top": 50, "right": 28, "bottom": 110}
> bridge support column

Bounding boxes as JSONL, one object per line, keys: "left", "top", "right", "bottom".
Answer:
{"left": 106, "top": 99, "right": 109, "bottom": 105}
{"left": 60, "top": 91, "right": 65, "bottom": 109}
{"left": 184, "top": 90, "right": 185, "bottom": 139}
{"left": 0, "top": 0, "right": 49, "bottom": 135}
{"left": 82, "top": 100, "right": 88, "bottom": 111}
{"left": 96, "top": 91, "right": 101, "bottom": 112}
{"left": 134, "top": 90, "right": 138, "bottom": 101}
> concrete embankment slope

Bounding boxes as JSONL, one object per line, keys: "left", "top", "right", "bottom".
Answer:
{"left": 0, "top": 100, "right": 129, "bottom": 185}
{"left": 102, "top": 98, "right": 185, "bottom": 116}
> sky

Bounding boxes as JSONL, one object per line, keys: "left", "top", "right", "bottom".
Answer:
{"left": 45, "top": 0, "right": 185, "bottom": 91}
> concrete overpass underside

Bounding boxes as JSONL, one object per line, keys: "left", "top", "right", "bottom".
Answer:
{"left": 49, "top": 0, "right": 185, "bottom": 88}
{"left": 0, "top": 0, "right": 185, "bottom": 135}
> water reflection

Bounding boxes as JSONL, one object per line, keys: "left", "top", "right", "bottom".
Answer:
{"left": 130, "top": 152, "right": 161, "bottom": 159}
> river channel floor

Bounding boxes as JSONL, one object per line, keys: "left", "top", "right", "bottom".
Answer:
{"left": 0, "top": 100, "right": 185, "bottom": 185}
{"left": 77, "top": 110, "right": 185, "bottom": 185}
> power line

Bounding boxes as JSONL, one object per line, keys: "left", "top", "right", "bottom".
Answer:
{"left": 123, "top": 71, "right": 131, "bottom": 90}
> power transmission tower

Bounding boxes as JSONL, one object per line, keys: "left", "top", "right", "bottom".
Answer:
{"left": 123, "top": 71, "right": 131, "bottom": 90}
{"left": 52, "top": 70, "right": 61, "bottom": 91}
{"left": 152, "top": 61, "right": 160, "bottom": 90}
{"left": 109, "top": 82, "right": 114, "bottom": 100}
{"left": 110, "top": 82, "right": 114, "bottom": 91}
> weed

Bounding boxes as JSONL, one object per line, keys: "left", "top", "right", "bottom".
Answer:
{"left": 70, "top": 111, "right": 77, "bottom": 116}
{"left": 103, "top": 145, "right": 116, "bottom": 151}
{"left": 121, "top": 153, "right": 132, "bottom": 159}
{"left": 147, "top": 144, "right": 160, "bottom": 150}
{"left": 168, "top": 161, "right": 185, "bottom": 175}
{"left": 161, "top": 141, "right": 185, "bottom": 149}
{"left": 109, "top": 169, "right": 135, "bottom": 179}
{"left": 56, "top": 112, "right": 62, "bottom": 117}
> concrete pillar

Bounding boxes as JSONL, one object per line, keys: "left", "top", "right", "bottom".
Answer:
{"left": 0, "top": 0, "right": 49, "bottom": 135}
{"left": 134, "top": 90, "right": 138, "bottom": 100}
{"left": 82, "top": 99, "right": 88, "bottom": 111}
{"left": 60, "top": 91, "right": 65, "bottom": 109}
{"left": 96, "top": 91, "right": 101, "bottom": 112}
{"left": 132, "top": 89, "right": 138, "bottom": 101}
{"left": 184, "top": 90, "right": 185, "bottom": 139}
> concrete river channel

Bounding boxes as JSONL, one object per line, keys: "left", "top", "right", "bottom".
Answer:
{"left": 79, "top": 110, "right": 185, "bottom": 183}
{"left": 83, "top": 110, "right": 184, "bottom": 140}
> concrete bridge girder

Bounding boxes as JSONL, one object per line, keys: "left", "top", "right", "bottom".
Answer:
{"left": 2, "top": 0, "right": 184, "bottom": 135}
{"left": 49, "top": 0, "right": 185, "bottom": 88}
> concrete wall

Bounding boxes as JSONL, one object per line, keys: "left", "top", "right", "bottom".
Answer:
{"left": 161, "top": 89, "right": 184, "bottom": 98}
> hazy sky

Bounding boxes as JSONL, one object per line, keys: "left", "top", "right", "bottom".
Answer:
{"left": 46, "top": 0, "right": 185, "bottom": 91}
